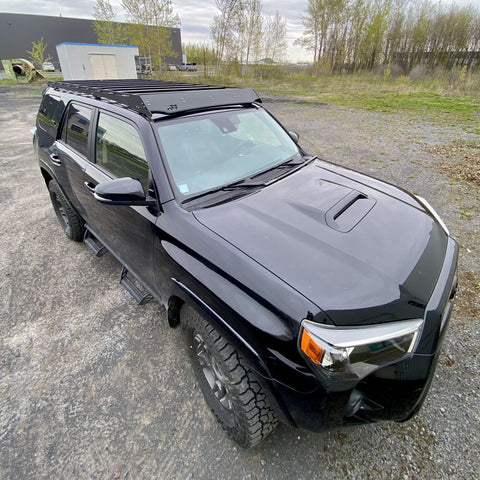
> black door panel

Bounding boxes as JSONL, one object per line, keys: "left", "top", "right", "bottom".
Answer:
{"left": 53, "top": 141, "right": 88, "bottom": 214}
{"left": 79, "top": 112, "right": 158, "bottom": 293}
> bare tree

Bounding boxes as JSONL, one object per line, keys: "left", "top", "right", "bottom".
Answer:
{"left": 211, "top": 0, "right": 242, "bottom": 70}
{"left": 263, "top": 11, "right": 287, "bottom": 63}
{"left": 239, "top": 0, "right": 263, "bottom": 67}
{"left": 295, "top": 0, "right": 349, "bottom": 71}
{"left": 345, "top": 0, "right": 369, "bottom": 71}
{"left": 295, "top": 0, "right": 326, "bottom": 64}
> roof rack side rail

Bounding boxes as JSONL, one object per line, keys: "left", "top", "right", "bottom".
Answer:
{"left": 47, "top": 80, "right": 261, "bottom": 117}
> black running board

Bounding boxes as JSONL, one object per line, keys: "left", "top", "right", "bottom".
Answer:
{"left": 120, "top": 267, "right": 152, "bottom": 305}
{"left": 83, "top": 228, "right": 151, "bottom": 305}
{"left": 83, "top": 229, "right": 108, "bottom": 257}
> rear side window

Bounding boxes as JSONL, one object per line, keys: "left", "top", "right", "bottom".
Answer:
{"left": 95, "top": 113, "right": 149, "bottom": 191}
{"left": 64, "top": 103, "right": 93, "bottom": 157}
{"left": 38, "top": 94, "right": 65, "bottom": 131}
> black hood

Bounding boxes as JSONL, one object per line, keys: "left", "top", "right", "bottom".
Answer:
{"left": 194, "top": 160, "right": 447, "bottom": 326}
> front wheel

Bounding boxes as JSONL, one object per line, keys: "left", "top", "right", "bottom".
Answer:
{"left": 181, "top": 306, "right": 278, "bottom": 447}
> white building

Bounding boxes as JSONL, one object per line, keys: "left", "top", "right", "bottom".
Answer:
{"left": 56, "top": 42, "right": 139, "bottom": 80}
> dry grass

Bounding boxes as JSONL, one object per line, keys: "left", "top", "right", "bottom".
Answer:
{"left": 423, "top": 140, "right": 480, "bottom": 185}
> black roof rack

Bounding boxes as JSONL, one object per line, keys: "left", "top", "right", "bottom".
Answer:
{"left": 48, "top": 79, "right": 261, "bottom": 117}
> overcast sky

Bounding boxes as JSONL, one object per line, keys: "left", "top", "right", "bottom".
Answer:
{"left": 1, "top": 0, "right": 479, "bottom": 62}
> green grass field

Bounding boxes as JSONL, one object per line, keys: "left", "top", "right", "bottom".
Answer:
{"left": 213, "top": 73, "right": 480, "bottom": 132}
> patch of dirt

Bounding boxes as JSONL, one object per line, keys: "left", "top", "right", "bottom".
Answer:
{"left": 455, "top": 271, "right": 480, "bottom": 323}
{"left": 423, "top": 140, "right": 480, "bottom": 185}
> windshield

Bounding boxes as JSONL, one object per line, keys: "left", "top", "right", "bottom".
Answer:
{"left": 156, "top": 108, "right": 300, "bottom": 197}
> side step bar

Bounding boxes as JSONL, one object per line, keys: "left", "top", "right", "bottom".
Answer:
{"left": 83, "top": 227, "right": 151, "bottom": 305}
{"left": 83, "top": 229, "right": 108, "bottom": 257}
{"left": 120, "top": 267, "right": 152, "bottom": 305}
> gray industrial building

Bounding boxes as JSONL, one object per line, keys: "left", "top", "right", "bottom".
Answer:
{"left": 0, "top": 12, "right": 182, "bottom": 70}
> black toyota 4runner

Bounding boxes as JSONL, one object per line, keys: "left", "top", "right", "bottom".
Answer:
{"left": 35, "top": 80, "right": 458, "bottom": 447}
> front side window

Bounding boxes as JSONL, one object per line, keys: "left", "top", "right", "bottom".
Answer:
{"left": 64, "top": 103, "right": 93, "bottom": 157}
{"left": 95, "top": 113, "right": 149, "bottom": 191}
{"left": 156, "top": 108, "right": 300, "bottom": 196}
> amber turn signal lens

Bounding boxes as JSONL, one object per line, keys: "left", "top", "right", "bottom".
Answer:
{"left": 301, "top": 329, "right": 325, "bottom": 365}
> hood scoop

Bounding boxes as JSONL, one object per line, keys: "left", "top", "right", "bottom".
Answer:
{"left": 326, "top": 191, "right": 376, "bottom": 232}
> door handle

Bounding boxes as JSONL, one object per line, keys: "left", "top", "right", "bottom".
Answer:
{"left": 84, "top": 181, "right": 97, "bottom": 193}
{"left": 49, "top": 153, "right": 61, "bottom": 166}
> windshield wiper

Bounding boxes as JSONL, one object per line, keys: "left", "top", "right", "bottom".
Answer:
{"left": 251, "top": 155, "right": 318, "bottom": 186}
{"left": 251, "top": 155, "right": 317, "bottom": 181}
{"left": 181, "top": 179, "right": 265, "bottom": 204}
{"left": 181, "top": 155, "right": 317, "bottom": 206}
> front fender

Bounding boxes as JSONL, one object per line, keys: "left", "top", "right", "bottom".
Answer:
{"left": 160, "top": 241, "right": 292, "bottom": 371}
{"left": 159, "top": 238, "right": 322, "bottom": 373}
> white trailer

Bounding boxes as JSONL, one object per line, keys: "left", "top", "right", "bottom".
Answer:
{"left": 56, "top": 42, "right": 139, "bottom": 80}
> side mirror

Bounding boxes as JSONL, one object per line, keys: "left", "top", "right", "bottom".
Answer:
{"left": 94, "top": 177, "right": 157, "bottom": 206}
{"left": 288, "top": 131, "right": 300, "bottom": 143}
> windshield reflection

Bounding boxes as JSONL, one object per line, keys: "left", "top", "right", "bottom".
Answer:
{"left": 156, "top": 108, "right": 300, "bottom": 196}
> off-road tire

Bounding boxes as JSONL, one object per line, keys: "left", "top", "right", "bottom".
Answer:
{"left": 181, "top": 306, "right": 278, "bottom": 447}
{"left": 48, "top": 179, "right": 84, "bottom": 241}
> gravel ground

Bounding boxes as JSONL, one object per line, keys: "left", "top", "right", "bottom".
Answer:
{"left": 0, "top": 84, "right": 479, "bottom": 479}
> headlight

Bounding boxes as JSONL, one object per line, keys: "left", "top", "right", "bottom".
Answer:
{"left": 415, "top": 195, "right": 449, "bottom": 235}
{"left": 299, "top": 318, "right": 423, "bottom": 389}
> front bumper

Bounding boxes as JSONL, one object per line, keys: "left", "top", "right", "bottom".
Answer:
{"left": 271, "top": 237, "right": 458, "bottom": 431}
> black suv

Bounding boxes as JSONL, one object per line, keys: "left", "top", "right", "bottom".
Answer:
{"left": 35, "top": 80, "right": 458, "bottom": 447}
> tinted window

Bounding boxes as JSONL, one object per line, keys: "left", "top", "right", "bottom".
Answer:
{"left": 65, "top": 103, "right": 92, "bottom": 157}
{"left": 95, "top": 113, "right": 149, "bottom": 190}
{"left": 38, "top": 94, "right": 64, "bottom": 131}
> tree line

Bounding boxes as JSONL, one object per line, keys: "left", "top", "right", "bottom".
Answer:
{"left": 91, "top": 0, "right": 480, "bottom": 75}
{"left": 296, "top": 0, "right": 480, "bottom": 73}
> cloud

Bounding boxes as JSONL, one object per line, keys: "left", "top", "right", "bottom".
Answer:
{"left": 5, "top": 0, "right": 476, "bottom": 62}
{"left": 0, "top": 0, "right": 95, "bottom": 18}
{"left": 0, "top": 0, "right": 310, "bottom": 60}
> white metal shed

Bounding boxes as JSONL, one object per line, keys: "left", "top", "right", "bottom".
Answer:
{"left": 56, "top": 42, "right": 139, "bottom": 80}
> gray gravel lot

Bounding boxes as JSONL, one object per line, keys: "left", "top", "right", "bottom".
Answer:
{"left": 1, "top": 84, "right": 479, "bottom": 479}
